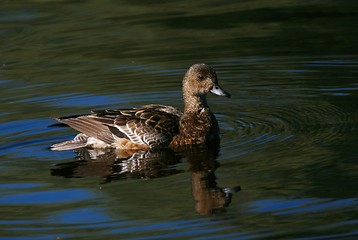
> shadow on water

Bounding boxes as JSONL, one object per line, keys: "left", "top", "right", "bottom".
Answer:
{"left": 51, "top": 145, "right": 241, "bottom": 216}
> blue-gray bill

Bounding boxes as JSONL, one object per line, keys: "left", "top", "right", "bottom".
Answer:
{"left": 210, "top": 84, "right": 231, "bottom": 98}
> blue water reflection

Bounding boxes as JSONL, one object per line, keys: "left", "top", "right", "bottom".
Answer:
{"left": 249, "top": 198, "right": 358, "bottom": 215}
{"left": 0, "top": 189, "right": 95, "bottom": 204}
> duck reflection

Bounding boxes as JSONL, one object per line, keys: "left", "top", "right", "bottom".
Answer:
{"left": 51, "top": 148, "right": 182, "bottom": 182}
{"left": 51, "top": 145, "right": 240, "bottom": 215}
{"left": 183, "top": 145, "right": 241, "bottom": 215}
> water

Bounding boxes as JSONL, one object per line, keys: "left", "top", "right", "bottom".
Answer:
{"left": 1, "top": 0, "right": 358, "bottom": 239}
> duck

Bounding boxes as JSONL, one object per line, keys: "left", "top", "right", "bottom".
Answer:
{"left": 51, "top": 63, "right": 231, "bottom": 151}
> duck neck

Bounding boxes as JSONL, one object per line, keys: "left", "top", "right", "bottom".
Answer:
{"left": 183, "top": 92, "right": 209, "bottom": 113}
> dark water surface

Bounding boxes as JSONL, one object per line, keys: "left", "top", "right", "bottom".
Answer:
{"left": 1, "top": 0, "right": 358, "bottom": 239}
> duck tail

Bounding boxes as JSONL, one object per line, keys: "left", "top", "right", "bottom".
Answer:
{"left": 51, "top": 141, "right": 87, "bottom": 151}
{"left": 51, "top": 133, "right": 88, "bottom": 151}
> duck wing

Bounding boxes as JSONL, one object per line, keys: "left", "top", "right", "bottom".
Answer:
{"left": 93, "top": 105, "right": 182, "bottom": 148}
{"left": 53, "top": 114, "right": 118, "bottom": 145}
{"left": 55, "top": 105, "right": 181, "bottom": 149}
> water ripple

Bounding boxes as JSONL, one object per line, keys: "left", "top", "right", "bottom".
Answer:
{"left": 221, "top": 101, "right": 355, "bottom": 158}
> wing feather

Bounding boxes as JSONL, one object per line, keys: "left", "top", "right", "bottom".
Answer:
{"left": 113, "top": 106, "right": 181, "bottom": 148}
{"left": 54, "top": 104, "right": 182, "bottom": 149}
{"left": 55, "top": 116, "right": 115, "bottom": 144}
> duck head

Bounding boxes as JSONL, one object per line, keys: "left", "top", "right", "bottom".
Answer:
{"left": 183, "top": 63, "right": 231, "bottom": 99}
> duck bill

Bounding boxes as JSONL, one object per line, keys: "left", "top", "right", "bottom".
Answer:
{"left": 210, "top": 84, "right": 231, "bottom": 98}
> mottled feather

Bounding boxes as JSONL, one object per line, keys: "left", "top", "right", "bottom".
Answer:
{"left": 52, "top": 105, "right": 181, "bottom": 150}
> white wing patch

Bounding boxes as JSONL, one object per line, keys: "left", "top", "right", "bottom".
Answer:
{"left": 115, "top": 123, "right": 146, "bottom": 145}
{"left": 113, "top": 122, "right": 170, "bottom": 148}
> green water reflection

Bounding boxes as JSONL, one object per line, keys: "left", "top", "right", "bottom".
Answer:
{"left": 0, "top": 0, "right": 357, "bottom": 239}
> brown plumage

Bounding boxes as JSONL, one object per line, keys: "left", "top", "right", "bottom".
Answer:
{"left": 51, "top": 63, "right": 230, "bottom": 151}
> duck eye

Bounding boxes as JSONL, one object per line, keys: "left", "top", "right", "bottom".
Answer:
{"left": 198, "top": 75, "right": 205, "bottom": 80}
